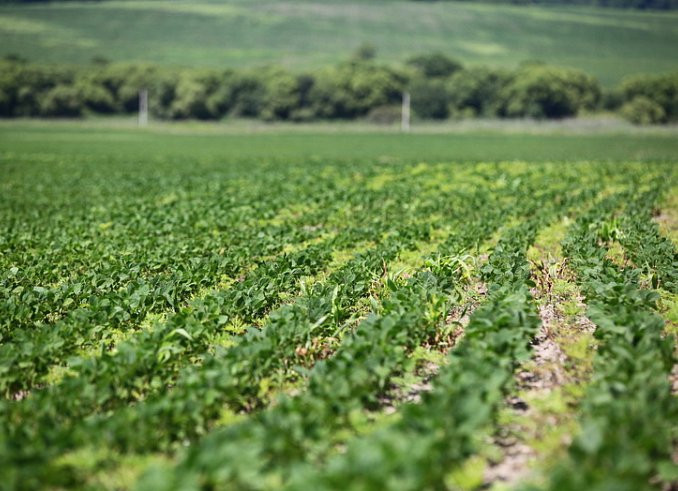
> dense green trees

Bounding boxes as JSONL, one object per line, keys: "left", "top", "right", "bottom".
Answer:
{"left": 501, "top": 64, "right": 600, "bottom": 118}
{"left": 307, "top": 61, "right": 406, "bottom": 119}
{"left": 409, "top": 79, "right": 450, "bottom": 119}
{"left": 620, "top": 96, "right": 666, "bottom": 124}
{"left": 0, "top": 59, "right": 406, "bottom": 121}
{"left": 0, "top": 56, "right": 674, "bottom": 123}
{"left": 620, "top": 73, "right": 678, "bottom": 123}
{"left": 409, "top": 61, "right": 600, "bottom": 120}
{"left": 448, "top": 67, "right": 514, "bottom": 117}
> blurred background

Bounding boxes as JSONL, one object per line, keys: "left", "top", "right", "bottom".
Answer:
{"left": 0, "top": 0, "right": 677, "bottom": 127}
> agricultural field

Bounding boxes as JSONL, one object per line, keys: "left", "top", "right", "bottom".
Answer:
{"left": 1, "top": 122, "right": 677, "bottom": 489}
{"left": 1, "top": 0, "right": 678, "bottom": 85}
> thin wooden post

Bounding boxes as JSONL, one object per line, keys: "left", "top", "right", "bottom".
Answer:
{"left": 138, "top": 88, "right": 148, "bottom": 127}
{"left": 401, "top": 91, "right": 410, "bottom": 132}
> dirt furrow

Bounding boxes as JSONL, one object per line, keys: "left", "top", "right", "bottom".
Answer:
{"left": 483, "top": 221, "right": 597, "bottom": 489}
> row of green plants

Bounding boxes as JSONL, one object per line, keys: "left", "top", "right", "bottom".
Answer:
{"left": 0, "top": 198, "right": 334, "bottom": 397}
{"left": 545, "top": 186, "right": 676, "bottom": 489}
{"left": 0, "top": 162, "right": 481, "bottom": 487}
{"left": 0, "top": 156, "right": 344, "bottom": 339}
{"left": 1, "top": 159, "right": 673, "bottom": 489}
{"left": 271, "top": 180, "right": 601, "bottom": 490}
{"left": 2, "top": 157, "right": 408, "bottom": 397}
{"left": 1, "top": 55, "right": 676, "bottom": 124}
{"left": 147, "top": 181, "right": 526, "bottom": 490}
{"left": 139, "top": 168, "right": 605, "bottom": 488}
{"left": 617, "top": 190, "right": 678, "bottom": 293}
{"left": 142, "top": 165, "right": 661, "bottom": 490}
{"left": 80, "top": 185, "right": 486, "bottom": 459}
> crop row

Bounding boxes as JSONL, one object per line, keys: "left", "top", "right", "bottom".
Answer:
{"left": 275, "top": 179, "right": 604, "bottom": 491}
{"left": 617, "top": 189, "right": 678, "bottom": 293}
{"left": 547, "top": 187, "right": 676, "bottom": 490}
{"left": 137, "top": 172, "right": 605, "bottom": 489}
{"left": 151, "top": 197, "right": 513, "bottom": 489}
{"left": 1, "top": 164, "right": 522, "bottom": 487}
{"left": 1, "top": 159, "right": 673, "bottom": 490}
{"left": 1, "top": 171, "right": 337, "bottom": 394}
{"left": 1, "top": 161, "right": 466, "bottom": 397}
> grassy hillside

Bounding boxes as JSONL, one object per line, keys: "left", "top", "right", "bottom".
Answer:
{"left": 0, "top": 0, "right": 677, "bottom": 85}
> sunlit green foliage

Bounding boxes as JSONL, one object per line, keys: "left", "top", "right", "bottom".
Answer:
{"left": 0, "top": 129, "right": 676, "bottom": 489}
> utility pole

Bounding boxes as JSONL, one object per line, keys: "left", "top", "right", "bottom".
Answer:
{"left": 138, "top": 88, "right": 148, "bottom": 127}
{"left": 401, "top": 91, "right": 410, "bottom": 132}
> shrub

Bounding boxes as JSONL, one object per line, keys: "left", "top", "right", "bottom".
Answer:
{"left": 226, "top": 72, "right": 266, "bottom": 118}
{"left": 410, "top": 78, "right": 449, "bottom": 119}
{"left": 0, "top": 62, "right": 75, "bottom": 116}
{"left": 500, "top": 65, "right": 600, "bottom": 119}
{"left": 205, "top": 85, "right": 232, "bottom": 120}
{"left": 620, "top": 96, "right": 666, "bottom": 125}
{"left": 259, "top": 68, "right": 304, "bottom": 121}
{"left": 39, "top": 85, "right": 82, "bottom": 117}
{"left": 147, "top": 73, "right": 177, "bottom": 119}
{"left": 97, "top": 64, "right": 163, "bottom": 112}
{"left": 76, "top": 80, "right": 116, "bottom": 113}
{"left": 289, "top": 74, "right": 316, "bottom": 121}
{"left": 621, "top": 73, "right": 678, "bottom": 122}
{"left": 0, "top": 88, "right": 10, "bottom": 116}
{"left": 447, "top": 67, "right": 513, "bottom": 117}
{"left": 15, "top": 86, "right": 40, "bottom": 117}
{"left": 309, "top": 61, "right": 405, "bottom": 119}
{"left": 165, "top": 72, "right": 220, "bottom": 120}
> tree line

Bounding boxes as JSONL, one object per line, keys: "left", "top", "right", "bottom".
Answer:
{"left": 0, "top": 53, "right": 676, "bottom": 124}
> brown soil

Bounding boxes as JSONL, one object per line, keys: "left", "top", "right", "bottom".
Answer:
{"left": 483, "top": 273, "right": 595, "bottom": 488}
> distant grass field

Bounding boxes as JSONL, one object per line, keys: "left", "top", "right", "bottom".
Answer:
{"left": 0, "top": 0, "right": 677, "bottom": 85}
{"left": 2, "top": 119, "right": 678, "bottom": 162}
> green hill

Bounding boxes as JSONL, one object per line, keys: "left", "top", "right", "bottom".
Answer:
{"left": 0, "top": 0, "right": 677, "bottom": 85}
